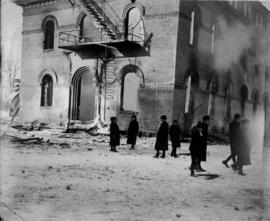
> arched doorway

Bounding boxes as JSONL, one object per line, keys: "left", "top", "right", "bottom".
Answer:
{"left": 122, "top": 72, "right": 139, "bottom": 111}
{"left": 71, "top": 67, "right": 95, "bottom": 121}
{"left": 120, "top": 64, "right": 145, "bottom": 112}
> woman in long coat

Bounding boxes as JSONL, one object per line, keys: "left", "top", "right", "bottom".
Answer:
{"left": 236, "top": 119, "right": 251, "bottom": 175}
{"left": 127, "top": 115, "right": 139, "bottom": 149}
{"left": 110, "top": 117, "right": 120, "bottom": 152}
{"left": 189, "top": 122, "right": 204, "bottom": 176}
{"left": 169, "top": 120, "right": 181, "bottom": 157}
{"left": 154, "top": 115, "right": 169, "bottom": 158}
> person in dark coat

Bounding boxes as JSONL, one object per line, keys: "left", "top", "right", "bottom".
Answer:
{"left": 154, "top": 115, "right": 169, "bottom": 158}
{"left": 109, "top": 117, "right": 120, "bottom": 152}
{"left": 222, "top": 113, "right": 241, "bottom": 168}
{"left": 169, "top": 120, "right": 181, "bottom": 157}
{"left": 236, "top": 119, "right": 251, "bottom": 176}
{"left": 127, "top": 115, "right": 139, "bottom": 149}
{"left": 198, "top": 115, "right": 210, "bottom": 171}
{"left": 189, "top": 122, "right": 204, "bottom": 176}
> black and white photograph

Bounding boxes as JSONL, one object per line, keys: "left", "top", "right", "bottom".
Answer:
{"left": 0, "top": 0, "right": 270, "bottom": 220}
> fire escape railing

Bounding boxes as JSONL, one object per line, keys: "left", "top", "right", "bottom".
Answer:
{"left": 59, "top": 0, "right": 152, "bottom": 51}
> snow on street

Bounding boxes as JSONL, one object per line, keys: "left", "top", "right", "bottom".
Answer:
{"left": 0, "top": 128, "right": 270, "bottom": 221}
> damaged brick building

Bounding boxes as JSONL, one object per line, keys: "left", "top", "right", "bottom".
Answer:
{"left": 13, "top": 0, "right": 270, "bottom": 136}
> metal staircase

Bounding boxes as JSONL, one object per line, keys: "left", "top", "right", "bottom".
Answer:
{"left": 101, "top": 59, "right": 120, "bottom": 86}
{"left": 79, "top": 0, "right": 124, "bottom": 41}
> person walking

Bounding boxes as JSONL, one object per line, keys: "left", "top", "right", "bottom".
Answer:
{"left": 236, "top": 119, "right": 251, "bottom": 176}
{"left": 189, "top": 122, "right": 204, "bottom": 176}
{"left": 222, "top": 113, "right": 241, "bottom": 168}
{"left": 199, "top": 115, "right": 210, "bottom": 171}
{"left": 109, "top": 117, "right": 120, "bottom": 152}
{"left": 154, "top": 115, "right": 169, "bottom": 158}
{"left": 169, "top": 120, "right": 181, "bottom": 157}
{"left": 127, "top": 115, "right": 139, "bottom": 149}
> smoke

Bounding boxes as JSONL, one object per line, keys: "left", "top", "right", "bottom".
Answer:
{"left": 213, "top": 17, "right": 253, "bottom": 72}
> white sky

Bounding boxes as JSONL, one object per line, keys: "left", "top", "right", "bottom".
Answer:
{"left": 2, "top": 0, "right": 270, "bottom": 64}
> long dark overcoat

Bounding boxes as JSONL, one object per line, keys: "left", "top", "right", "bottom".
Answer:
{"left": 110, "top": 122, "right": 120, "bottom": 146}
{"left": 229, "top": 120, "right": 241, "bottom": 155}
{"left": 169, "top": 124, "right": 181, "bottom": 148}
{"left": 237, "top": 128, "right": 251, "bottom": 166}
{"left": 189, "top": 130, "right": 204, "bottom": 160}
{"left": 200, "top": 122, "right": 209, "bottom": 161}
{"left": 127, "top": 120, "right": 139, "bottom": 145}
{"left": 155, "top": 121, "right": 169, "bottom": 151}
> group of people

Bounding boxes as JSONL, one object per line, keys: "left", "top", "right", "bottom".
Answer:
{"left": 222, "top": 114, "right": 251, "bottom": 176}
{"left": 109, "top": 113, "right": 251, "bottom": 177}
{"left": 109, "top": 115, "right": 182, "bottom": 158}
{"left": 109, "top": 115, "right": 139, "bottom": 152}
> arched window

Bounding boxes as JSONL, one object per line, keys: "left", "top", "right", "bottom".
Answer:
{"left": 79, "top": 14, "right": 92, "bottom": 42}
{"left": 124, "top": 7, "right": 145, "bottom": 42}
{"left": 252, "top": 90, "right": 259, "bottom": 115}
{"left": 207, "top": 75, "right": 219, "bottom": 116}
{"left": 189, "top": 7, "right": 200, "bottom": 47}
{"left": 184, "top": 69, "right": 199, "bottom": 114}
{"left": 122, "top": 73, "right": 139, "bottom": 111}
{"left": 240, "top": 85, "right": 248, "bottom": 116}
{"left": 44, "top": 20, "right": 55, "bottom": 49}
{"left": 185, "top": 75, "right": 192, "bottom": 114}
{"left": 41, "top": 74, "right": 53, "bottom": 107}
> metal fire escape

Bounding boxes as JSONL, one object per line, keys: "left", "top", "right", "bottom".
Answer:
{"left": 60, "top": 0, "right": 153, "bottom": 122}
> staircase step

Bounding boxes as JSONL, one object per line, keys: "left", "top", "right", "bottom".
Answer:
{"left": 79, "top": 0, "right": 120, "bottom": 40}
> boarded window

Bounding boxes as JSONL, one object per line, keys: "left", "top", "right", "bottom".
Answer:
{"left": 41, "top": 74, "right": 53, "bottom": 107}
{"left": 44, "top": 20, "right": 55, "bottom": 49}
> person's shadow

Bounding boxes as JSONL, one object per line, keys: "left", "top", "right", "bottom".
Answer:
{"left": 177, "top": 153, "right": 191, "bottom": 156}
{"left": 194, "top": 174, "right": 220, "bottom": 180}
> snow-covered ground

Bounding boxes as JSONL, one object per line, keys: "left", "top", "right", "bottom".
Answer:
{"left": 0, "top": 128, "right": 270, "bottom": 221}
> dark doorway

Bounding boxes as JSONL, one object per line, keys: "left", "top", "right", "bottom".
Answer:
{"left": 71, "top": 67, "right": 95, "bottom": 121}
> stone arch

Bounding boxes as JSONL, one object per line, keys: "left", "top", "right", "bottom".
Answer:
{"left": 38, "top": 68, "right": 58, "bottom": 85}
{"left": 41, "top": 15, "right": 58, "bottom": 30}
{"left": 119, "top": 64, "right": 145, "bottom": 85}
{"left": 71, "top": 66, "right": 90, "bottom": 85}
{"left": 184, "top": 68, "right": 199, "bottom": 88}
{"left": 122, "top": 2, "right": 145, "bottom": 19}
{"left": 76, "top": 11, "right": 87, "bottom": 27}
